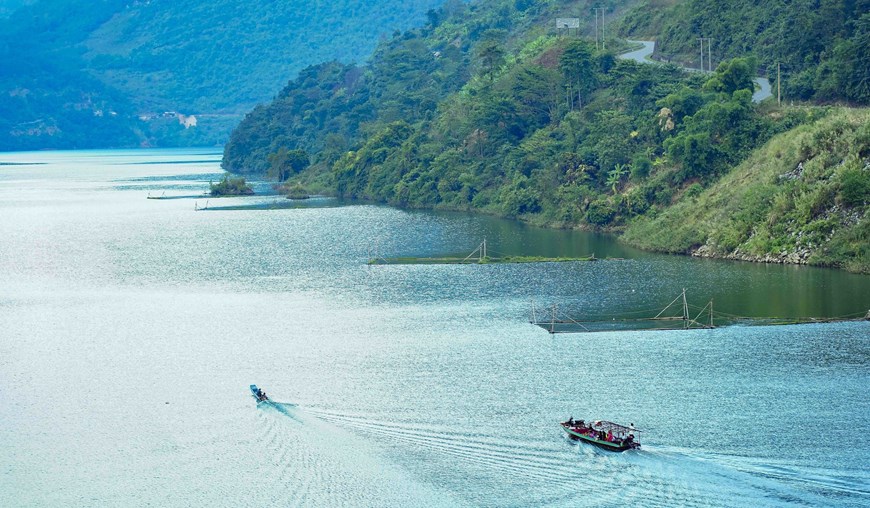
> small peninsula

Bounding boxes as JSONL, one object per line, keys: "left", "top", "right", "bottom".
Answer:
{"left": 210, "top": 174, "right": 254, "bottom": 196}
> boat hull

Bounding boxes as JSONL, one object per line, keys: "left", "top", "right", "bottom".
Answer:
{"left": 560, "top": 423, "right": 638, "bottom": 452}
{"left": 250, "top": 384, "right": 268, "bottom": 402}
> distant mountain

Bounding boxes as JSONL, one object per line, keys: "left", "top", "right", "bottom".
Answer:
{"left": 0, "top": 0, "right": 446, "bottom": 150}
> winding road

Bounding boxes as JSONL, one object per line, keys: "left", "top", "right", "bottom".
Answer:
{"left": 619, "top": 40, "right": 772, "bottom": 103}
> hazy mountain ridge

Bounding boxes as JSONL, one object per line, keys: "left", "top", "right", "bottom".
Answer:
{"left": 0, "top": 0, "right": 446, "bottom": 150}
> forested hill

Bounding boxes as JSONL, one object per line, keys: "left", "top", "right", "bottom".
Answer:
{"left": 223, "top": 0, "right": 644, "bottom": 174}
{"left": 0, "top": 0, "right": 445, "bottom": 150}
{"left": 619, "top": 0, "right": 870, "bottom": 104}
{"left": 224, "top": 0, "right": 870, "bottom": 272}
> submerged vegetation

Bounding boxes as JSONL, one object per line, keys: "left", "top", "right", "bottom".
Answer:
{"left": 223, "top": 0, "right": 870, "bottom": 272}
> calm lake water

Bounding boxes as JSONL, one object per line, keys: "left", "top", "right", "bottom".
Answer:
{"left": 1, "top": 149, "right": 868, "bottom": 507}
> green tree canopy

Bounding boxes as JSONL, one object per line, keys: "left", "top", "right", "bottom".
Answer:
{"left": 703, "top": 57, "right": 757, "bottom": 95}
{"left": 559, "top": 40, "right": 597, "bottom": 108}
{"left": 268, "top": 147, "right": 310, "bottom": 181}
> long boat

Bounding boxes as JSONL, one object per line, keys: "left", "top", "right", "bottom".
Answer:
{"left": 250, "top": 384, "right": 269, "bottom": 402}
{"left": 560, "top": 419, "right": 640, "bottom": 452}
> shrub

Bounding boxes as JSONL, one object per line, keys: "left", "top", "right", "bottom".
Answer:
{"left": 630, "top": 155, "right": 652, "bottom": 180}
{"left": 586, "top": 199, "right": 615, "bottom": 226}
{"left": 210, "top": 174, "right": 254, "bottom": 196}
{"left": 838, "top": 167, "right": 870, "bottom": 207}
{"left": 684, "top": 182, "right": 704, "bottom": 198}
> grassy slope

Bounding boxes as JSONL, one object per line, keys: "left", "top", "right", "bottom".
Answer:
{"left": 622, "top": 108, "right": 870, "bottom": 273}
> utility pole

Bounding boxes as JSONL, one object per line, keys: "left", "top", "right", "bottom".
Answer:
{"left": 697, "top": 37, "right": 713, "bottom": 71}
{"left": 593, "top": 7, "right": 605, "bottom": 50}
{"left": 601, "top": 9, "right": 605, "bottom": 50}
{"left": 593, "top": 8, "right": 600, "bottom": 50}
{"left": 707, "top": 37, "right": 713, "bottom": 71}
{"left": 777, "top": 62, "right": 782, "bottom": 105}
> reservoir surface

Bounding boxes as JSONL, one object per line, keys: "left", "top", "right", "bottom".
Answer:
{"left": 1, "top": 149, "right": 868, "bottom": 506}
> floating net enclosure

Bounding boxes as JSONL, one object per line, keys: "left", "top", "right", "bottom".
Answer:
{"left": 531, "top": 290, "right": 869, "bottom": 334}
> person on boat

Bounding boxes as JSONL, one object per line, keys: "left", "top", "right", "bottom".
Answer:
{"left": 607, "top": 430, "right": 613, "bottom": 442}
{"left": 568, "top": 416, "right": 574, "bottom": 425}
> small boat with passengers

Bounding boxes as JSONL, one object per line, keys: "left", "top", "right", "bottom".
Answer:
{"left": 250, "top": 384, "right": 269, "bottom": 402}
{"left": 560, "top": 418, "right": 640, "bottom": 451}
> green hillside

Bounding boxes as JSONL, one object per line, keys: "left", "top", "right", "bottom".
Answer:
{"left": 619, "top": 0, "right": 870, "bottom": 104}
{"left": 623, "top": 109, "right": 870, "bottom": 273}
{"left": 0, "top": 0, "right": 445, "bottom": 150}
{"left": 224, "top": 0, "right": 642, "bottom": 174}
{"left": 223, "top": 0, "right": 870, "bottom": 272}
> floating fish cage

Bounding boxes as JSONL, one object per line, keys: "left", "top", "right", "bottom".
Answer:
{"left": 531, "top": 289, "right": 869, "bottom": 334}
{"left": 368, "top": 238, "right": 603, "bottom": 265}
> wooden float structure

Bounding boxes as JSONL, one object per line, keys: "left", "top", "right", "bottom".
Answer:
{"left": 368, "top": 238, "right": 605, "bottom": 265}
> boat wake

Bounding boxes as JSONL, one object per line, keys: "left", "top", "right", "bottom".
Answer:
{"left": 631, "top": 446, "right": 870, "bottom": 507}
{"left": 250, "top": 401, "right": 866, "bottom": 506}
{"left": 309, "top": 409, "right": 578, "bottom": 480}
{"left": 259, "top": 401, "right": 300, "bottom": 419}
{"left": 687, "top": 449, "right": 870, "bottom": 499}
{"left": 249, "top": 402, "right": 457, "bottom": 506}
{"left": 302, "top": 408, "right": 643, "bottom": 505}
{"left": 296, "top": 408, "right": 867, "bottom": 507}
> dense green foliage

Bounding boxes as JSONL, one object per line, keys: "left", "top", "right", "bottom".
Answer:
{"left": 623, "top": 109, "right": 870, "bottom": 273}
{"left": 0, "top": 0, "right": 445, "bottom": 150}
{"left": 221, "top": 0, "right": 870, "bottom": 272}
{"left": 225, "top": 0, "right": 642, "bottom": 174}
{"left": 210, "top": 174, "right": 254, "bottom": 197}
{"left": 620, "top": 0, "right": 870, "bottom": 104}
{"left": 222, "top": 0, "right": 523, "bottom": 174}
{"left": 268, "top": 148, "right": 310, "bottom": 182}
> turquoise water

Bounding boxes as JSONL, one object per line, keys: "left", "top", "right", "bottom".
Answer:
{"left": 0, "top": 149, "right": 868, "bottom": 507}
